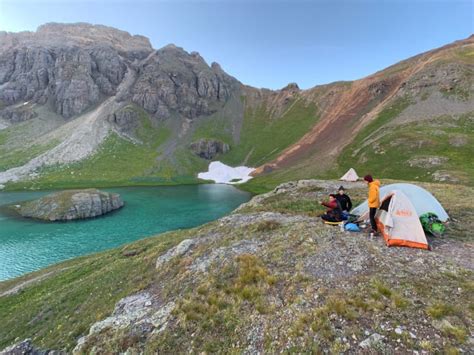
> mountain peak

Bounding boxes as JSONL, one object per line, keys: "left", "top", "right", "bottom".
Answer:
{"left": 0, "top": 22, "right": 152, "bottom": 52}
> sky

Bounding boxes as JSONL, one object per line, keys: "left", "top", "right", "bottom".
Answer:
{"left": 0, "top": 0, "right": 472, "bottom": 89}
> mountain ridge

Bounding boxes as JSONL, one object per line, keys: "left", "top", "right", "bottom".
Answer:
{"left": 0, "top": 23, "right": 472, "bottom": 190}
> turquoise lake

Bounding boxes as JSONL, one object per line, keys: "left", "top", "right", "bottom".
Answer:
{"left": 0, "top": 185, "right": 251, "bottom": 281}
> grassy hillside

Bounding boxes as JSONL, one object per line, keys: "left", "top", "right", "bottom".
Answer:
{"left": 3, "top": 97, "right": 320, "bottom": 191}
{"left": 335, "top": 111, "right": 474, "bottom": 185}
{"left": 221, "top": 98, "right": 319, "bottom": 167}
{"left": 0, "top": 180, "right": 472, "bottom": 353}
{"left": 4, "top": 106, "right": 206, "bottom": 190}
{"left": 0, "top": 231, "right": 188, "bottom": 350}
{"left": 241, "top": 106, "right": 474, "bottom": 195}
{"left": 0, "top": 122, "right": 60, "bottom": 172}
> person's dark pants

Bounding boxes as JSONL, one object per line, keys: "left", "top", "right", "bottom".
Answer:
{"left": 369, "top": 207, "right": 377, "bottom": 232}
{"left": 321, "top": 214, "right": 338, "bottom": 222}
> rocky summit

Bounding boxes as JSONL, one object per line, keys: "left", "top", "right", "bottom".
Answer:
{"left": 11, "top": 188, "right": 123, "bottom": 221}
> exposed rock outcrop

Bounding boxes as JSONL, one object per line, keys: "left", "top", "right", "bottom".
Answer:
{"left": 0, "top": 338, "right": 63, "bottom": 354}
{"left": 11, "top": 188, "right": 123, "bottom": 221}
{"left": 73, "top": 293, "right": 175, "bottom": 354}
{"left": 0, "top": 23, "right": 240, "bottom": 121}
{"left": 189, "top": 139, "right": 230, "bottom": 159}
{"left": 0, "top": 105, "right": 37, "bottom": 123}
{"left": 108, "top": 105, "right": 140, "bottom": 134}
{"left": 408, "top": 156, "right": 449, "bottom": 168}
{"left": 130, "top": 45, "right": 239, "bottom": 120}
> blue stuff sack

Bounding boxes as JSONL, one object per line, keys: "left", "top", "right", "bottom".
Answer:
{"left": 344, "top": 223, "right": 360, "bottom": 232}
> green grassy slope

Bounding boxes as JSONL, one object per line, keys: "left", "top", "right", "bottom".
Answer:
{"left": 0, "top": 181, "right": 472, "bottom": 353}
{"left": 0, "top": 231, "right": 189, "bottom": 350}
{"left": 221, "top": 98, "right": 319, "bottom": 167}
{"left": 0, "top": 123, "right": 60, "bottom": 172}
{"left": 4, "top": 98, "right": 320, "bottom": 190}
{"left": 335, "top": 111, "right": 474, "bottom": 184}
{"left": 191, "top": 96, "right": 320, "bottom": 168}
{"left": 241, "top": 104, "right": 474, "bottom": 195}
{"left": 4, "top": 106, "right": 199, "bottom": 190}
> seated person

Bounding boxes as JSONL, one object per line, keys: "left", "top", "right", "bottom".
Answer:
{"left": 320, "top": 194, "right": 343, "bottom": 222}
{"left": 335, "top": 186, "right": 353, "bottom": 213}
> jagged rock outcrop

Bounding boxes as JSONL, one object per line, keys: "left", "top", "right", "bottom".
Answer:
{"left": 281, "top": 82, "right": 300, "bottom": 93}
{"left": 0, "top": 105, "right": 37, "bottom": 123}
{"left": 108, "top": 105, "right": 140, "bottom": 134}
{"left": 0, "top": 23, "right": 240, "bottom": 121}
{"left": 189, "top": 138, "right": 230, "bottom": 159}
{"left": 130, "top": 45, "right": 238, "bottom": 120}
{"left": 0, "top": 24, "right": 152, "bottom": 118}
{"left": 11, "top": 188, "right": 123, "bottom": 221}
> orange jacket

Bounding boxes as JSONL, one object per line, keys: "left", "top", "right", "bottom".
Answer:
{"left": 368, "top": 180, "right": 381, "bottom": 208}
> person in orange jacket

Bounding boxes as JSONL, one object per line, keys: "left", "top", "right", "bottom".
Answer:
{"left": 364, "top": 174, "right": 380, "bottom": 234}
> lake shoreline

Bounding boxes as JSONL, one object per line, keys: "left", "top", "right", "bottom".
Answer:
{"left": 0, "top": 185, "right": 251, "bottom": 281}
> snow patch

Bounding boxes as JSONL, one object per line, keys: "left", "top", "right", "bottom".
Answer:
{"left": 198, "top": 161, "right": 255, "bottom": 184}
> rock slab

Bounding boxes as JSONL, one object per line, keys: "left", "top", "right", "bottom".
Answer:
{"left": 11, "top": 188, "right": 124, "bottom": 221}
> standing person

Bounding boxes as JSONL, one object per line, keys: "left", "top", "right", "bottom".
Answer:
{"left": 336, "top": 186, "right": 352, "bottom": 213}
{"left": 320, "top": 194, "right": 343, "bottom": 222}
{"left": 364, "top": 175, "right": 380, "bottom": 234}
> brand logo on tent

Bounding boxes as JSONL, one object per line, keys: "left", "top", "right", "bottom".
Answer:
{"left": 395, "top": 209, "right": 413, "bottom": 217}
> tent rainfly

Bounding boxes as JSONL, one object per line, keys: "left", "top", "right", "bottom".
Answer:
{"left": 340, "top": 168, "right": 359, "bottom": 182}
{"left": 375, "top": 190, "right": 429, "bottom": 249}
{"left": 352, "top": 183, "right": 449, "bottom": 222}
{"left": 353, "top": 183, "right": 450, "bottom": 250}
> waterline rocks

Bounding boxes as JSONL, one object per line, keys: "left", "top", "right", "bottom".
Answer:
{"left": 11, "top": 189, "right": 124, "bottom": 221}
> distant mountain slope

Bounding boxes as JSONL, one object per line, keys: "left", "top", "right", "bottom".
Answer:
{"left": 247, "top": 35, "right": 474, "bottom": 192}
{"left": 0, "top": 24, "right": 472, "bottom": 190}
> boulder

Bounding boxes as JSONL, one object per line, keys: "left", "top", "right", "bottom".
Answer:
{"left": 190, "top": 139, "right": 230, "bottom": 160}
{"left": 11, "top": 189, "right": 124, "bottom": 221}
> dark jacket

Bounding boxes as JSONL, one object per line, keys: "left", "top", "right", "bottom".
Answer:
{"left": 321, "top": 200, "right": 343, "bottom": 221}
{"left": 336, "top": 193, "right": 352, "bottom": 212}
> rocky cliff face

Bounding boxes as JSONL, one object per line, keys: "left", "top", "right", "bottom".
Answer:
{"left": 0, "top": 23, "right": 152, "bottom": 119}
{"left": 130, "top": 46, "right": 239, "bottom": 120}
{"left": 0, "top": 23, "right": 240, "bottom": 121}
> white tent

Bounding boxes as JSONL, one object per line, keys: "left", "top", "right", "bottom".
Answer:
{"left": 340, "top": 168, "right": 359, "bottom": 182}
{"left": 372, "top": 190, "right": 429, "bottom": 249}
{"left": 352, "top": 183, "right": 449, "bottom": 222}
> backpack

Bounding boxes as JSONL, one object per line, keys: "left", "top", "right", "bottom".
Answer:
{"left": 420, "top": 212, "right": 446, "bottom": 237}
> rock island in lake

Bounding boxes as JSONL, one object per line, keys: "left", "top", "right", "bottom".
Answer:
{"left": 11, "top": 189, "right": 124, "bottom": 221}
